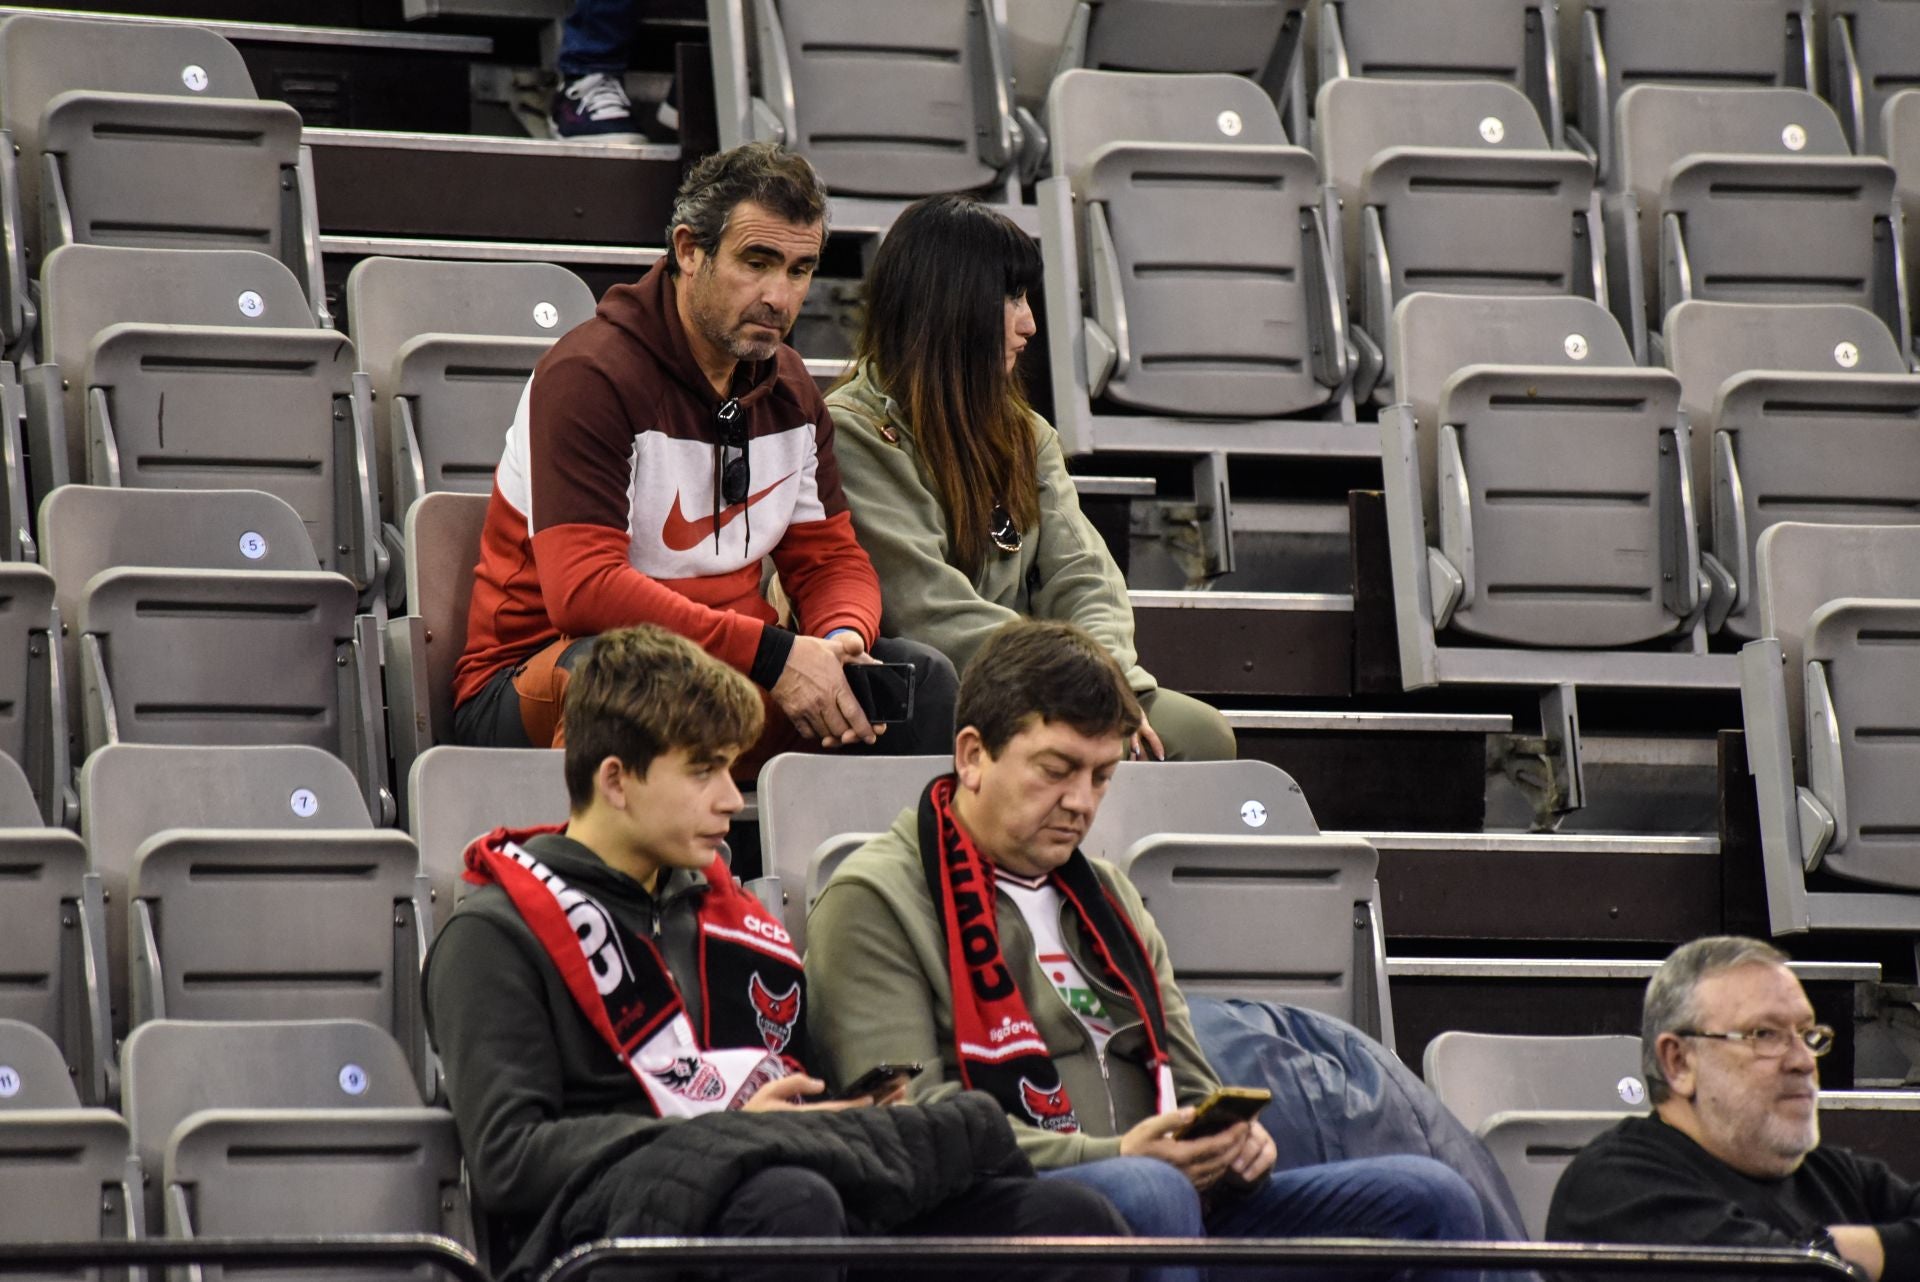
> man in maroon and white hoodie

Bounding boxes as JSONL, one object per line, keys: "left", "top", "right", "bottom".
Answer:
{"left": 452, "top": 142, "right": 955, "bottom": 775}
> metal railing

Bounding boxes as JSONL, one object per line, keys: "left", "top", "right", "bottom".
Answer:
{"left": 540, "top": 1236, "right": 1862, "bottom": 1282}
{"left": 0, "top": 1235, "right": 488, "bottom": 1282}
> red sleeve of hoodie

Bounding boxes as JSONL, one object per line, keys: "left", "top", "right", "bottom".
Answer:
{"left": 527, "top": 352, "right": 771, "bottom": 675}
{"left": 769, "top": 373, "right": 882, "bottom": 645}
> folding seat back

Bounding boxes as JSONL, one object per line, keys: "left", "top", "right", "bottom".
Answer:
{"left": 121, "top": 1018, "right": 430, "bottom": 1238}
{"left": 1832, "top": 0, "right": 1920, "bottom": 153}
{"left": 1798, "top": 596, "right": 1920, "bottom": 888}
{"left": 408, "top": 745, "right": 567, "bottom": 933}
{"left": 0, "top": 1021, "right": 134, "bottom": 1253}
{"left": 1074, "top": 0, "right": 1306, "bottom": 81}
{"left": 0, "top": 826, "right": 105, "bottom": 1102}
{"left": 384, "top": 492, "right": 489, "bottom": 808}
{"left": 79, "top": 566, "right": 368, "bottom": 756}
{"left": 1421, "top": 1030, "right": 1645, "bottom": 1133}
{"left": 127, "top": 828, "right": 424, "bottom": 1044}
{"left": 0, "top": 563, "right": 60, "bottom": 820}
{"left": 1570, "top": 0, "right": 1816, "bottom": 180}
{"left": 166, "top": 1108, "right": 466, "bottom": 1276}
{"left": 1477, "top": 1110, "right": 1624, "bottom": 1238}
{"left": 762, "top": 752, "right": 1318, "bottom": 945}
{"left": 81, "top": 744, "right": 372, "bottom": 1044}
{"left": 42, "top": 486, "right": 319, "bottom": 772}
{"left": 1613, "top": 86, "right": 1903, "bottom": 348}
{"left": 344, "top": 256, "right": 595, "bottom": 521}
{"left": 1046, "top": 69, "right": 1342, "bottom": 419}
{"left": 1390, "top": 292, "right": 1698, "bottom": 647}
{"left": 37, "top": 246, "right": 376, "bottom": 592}
{"left": 1313, "top": 77, "right": 1598, "bottom": 381}
{"left": 1115, "top": 833, "right": 1390, "bottom": 1039}
{"left": 1316, "top": 0, "right": 1560, "bottom": 144}
{"left": 0, "top": 1017, "right": 81, "bottom": 1109}
{"left": 757, "top": 0, "right": 1026, "bottom": 198}
{"left": 1752, "top": 523, "right": 1920, "bottom": 889}
{"left": 1884, "top": 89, "right": 1920, "bottom": 336}
{"left": 1664, "top": 303, "right": 1920, "bottom": 639}
{"left": 0, "top": 13, "right": 271, "bottom": 341}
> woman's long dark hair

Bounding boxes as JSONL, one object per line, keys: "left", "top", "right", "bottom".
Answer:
{"left": 854, "top": 194, "right": 1043, "bottom": 578}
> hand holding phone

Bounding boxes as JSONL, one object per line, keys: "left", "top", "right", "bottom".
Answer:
{"left": 834, "top": 1061, "right": 924, "bottom": 1102}
{"left": 1175, "top": 1086, "right": 1272, "bottom": 1141}
{"left": 843, "top": 663, "right": 917, "bottom": 726}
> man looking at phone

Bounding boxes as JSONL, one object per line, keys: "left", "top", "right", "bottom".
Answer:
{"left": 451, "top": 141, "right": 956, "bottom": 775}
{"left": 806, "top": 620, "right": 1490, "bottom": 1279}
{"left": 426, "top": 625, "right": 1128, "bottom": 1280}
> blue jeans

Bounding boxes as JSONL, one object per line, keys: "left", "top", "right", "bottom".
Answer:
{"left": 1041, "top": 1153, "right": 1489, "bottom": 1282}
{"left": 559, "top": 0, "right": 639, "bottom": 76}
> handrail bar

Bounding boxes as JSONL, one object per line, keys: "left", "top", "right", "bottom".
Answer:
{"left": 542, "top": 1235, "right": 1859, "bottom": 1282}
{"left": 0, "top": 1234, "right": 488, "bottom": 1282}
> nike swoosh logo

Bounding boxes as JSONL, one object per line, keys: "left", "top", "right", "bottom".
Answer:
{"left": 660, "top": 471, "right": 799, "bottom": 552}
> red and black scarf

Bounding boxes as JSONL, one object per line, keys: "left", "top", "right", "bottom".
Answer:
{"left": 464, "top": 825, "right": 810, "bottom": 1117}
{"left": 918, "top": 776, "right": 1174, "bottom": 1134}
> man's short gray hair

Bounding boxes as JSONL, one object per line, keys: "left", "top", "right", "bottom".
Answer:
{"left": 1642, "top": 935, "right": 1791, "bottom": 1103}
{"left": 664, "top": 141, "right": 829, "bottom": 276}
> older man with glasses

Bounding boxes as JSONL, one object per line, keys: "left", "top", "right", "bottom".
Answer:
{"left": 1547, "top": 936, "right": 1920, "bottom": 1280}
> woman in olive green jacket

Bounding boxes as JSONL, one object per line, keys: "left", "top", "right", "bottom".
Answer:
{"left": 827, "top": 195, "right": 1233, "bottom": 762}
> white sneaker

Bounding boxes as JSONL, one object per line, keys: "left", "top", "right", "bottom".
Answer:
{"left": 550, "top": 72, "right": 644, "bottom": 143}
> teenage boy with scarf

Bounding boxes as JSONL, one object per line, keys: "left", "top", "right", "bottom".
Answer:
{"left": 806, "top": 619, "right": 1493, "bottom": 1282}
{"left": 424, "top": 625, "right": 1128, "bottom": 1282}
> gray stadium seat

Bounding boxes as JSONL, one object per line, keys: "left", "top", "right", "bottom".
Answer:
{"left": 1052, "top": 0, "right": 1310, "bottom": 129}
{"left": 1830, "top": 0, "right": 1920, "bottom": 154}
{"left": 1566, "top": 0, "right": 1817, "bottom": 182}
{"left": 709, "top": 0, "right": 1040, "bottom": 202}
{"left": 0, "top": 563, "right": 62, "bottom": 823}
{"left": 1476, "top": 1110, "right": 1623, "bottom": 1239}
{"left": 1741, "top": 522, "right": 1920, "bottom": 932}
{"left": 0, "top": 13, "right": 323, "bottom": 351}
{"left": 40, "top": 486, "right": 320, "bottom": 798}
{"left": 80, "top": 744, "right": 375, "bottom": 1052}
{"left": 1314, "top": 0, "right": 1562, "bottom": 146}
{"left": 0, "top": 827, "right": 109, "bottom": 1104}
{"left": 1115, "top": 832, "right": 1392, "bottom": 1043}
{"left": 1661, "top": 301, "right": 1919, "bottom": 639}
{"left": 384, "top": 492, "right": 489, "bottom": 817}
{"left": 166, "top": 1109, "right": 466, "bottom": 1273}
{"left": 1422, "top": 1030, "right": 1645, "bottom": 1133}
{"left": 1381, "top": 292, "right": 1702, "bottom": 652}
{"left": 1312, "top": 78, "right": 1600, "bottom": 396}
{"left": 127, "top": 829, "right": 424, "bottom": 1057}
{"left": 762, "top": 752, "right": 1320, "bottom": 946}
{"left": 1039, "top": 68, "right": 1350, "bottom": 463}
{"left": 1882, "top": 90, "right": 1920, "bottom": 340}
{"left": 0, "top": 1020, "right": 136, "bottom": 1247}
{"left": 33, "top": 245, "right": 379, "bottom": 595}
{"left": 408, "top": 744, "right": 567, "bottom": 934}
{"left": 121, "top": 1019, "right": 462, "bottom": 1254}
{"left": 76, "top": 565, "right": 390, "bottom": 823}
{"left": 1608, "top": 85, "right": 1906, "bottom": 360}
{"left": 344, "top": 256, "right": 595, "bottom": 523}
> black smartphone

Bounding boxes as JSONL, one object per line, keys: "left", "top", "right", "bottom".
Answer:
{"left": 834, "top": 1061, "right": 923, "bottom": 1101}
{"left": 1176, "top": 1086, "right": 1272, "bottom": 1140}
{"left": 845, "top": 662, "right": 917, "bottom": 725}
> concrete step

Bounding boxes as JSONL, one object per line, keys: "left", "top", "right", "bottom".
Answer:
{"left": 1130, "top": 590, "right": 1354, "bottom": 700}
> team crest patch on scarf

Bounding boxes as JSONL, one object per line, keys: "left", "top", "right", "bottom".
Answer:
{"left": 749, "top": 973, "right": 801, "bottom": 1054}
{"left": 1018, "top": 1075, "right": 1079, "bottom": 1133}
{"left": 650, "top": 1053, "right": 728, "bottom": 1102}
